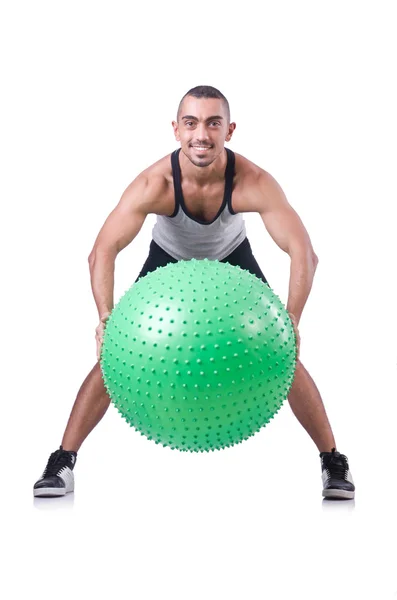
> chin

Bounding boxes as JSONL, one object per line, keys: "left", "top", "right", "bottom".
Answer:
{"left": 190, "top": 158, "right": 214, "bottom": 168}
{"left": 187, "top": 147, "right": 217, "bottom": 168}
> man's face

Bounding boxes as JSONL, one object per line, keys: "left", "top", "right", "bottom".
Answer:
{"left": 172, "top": 96, "right": 236, "bottom": 167}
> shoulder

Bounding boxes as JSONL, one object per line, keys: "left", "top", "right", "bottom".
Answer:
{"left": 233, "top": 151, "right": 277, "bottom": 188}
{"left": 122, "top": 153, "right": 175, "bottom": 216}
{"left": 232, "top": 152, "right": 285, "bottom": 213}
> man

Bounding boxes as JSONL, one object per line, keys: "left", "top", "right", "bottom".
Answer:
{"left": 33, "top": 85, "right": 355, "bottom": 500}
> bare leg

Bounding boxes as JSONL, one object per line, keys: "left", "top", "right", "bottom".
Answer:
{"left": 60, "top": 359, "right": 335, "bottom": 454}
{"left": 287, "top": 359, "right": 336, "bottom": 452}
{"left": 61, "top": 363, "right": 110, "bottom": 452}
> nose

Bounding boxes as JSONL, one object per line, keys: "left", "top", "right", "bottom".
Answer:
{"left": 196, "top": 122, "right": 210, "bottom": 142}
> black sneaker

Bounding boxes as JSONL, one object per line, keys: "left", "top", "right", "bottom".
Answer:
{"left": 33, "top": 446, "right": 77, "bottom": 497}
{"left": 320, "top": 448, "right": 355, "bottom": 499}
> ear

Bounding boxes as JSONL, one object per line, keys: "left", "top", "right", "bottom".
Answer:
{"left": 172, "top": 120, "right": 180, "bottom": 141}
{"left": 225, "top": 122, "right": 236, "bottom": 142}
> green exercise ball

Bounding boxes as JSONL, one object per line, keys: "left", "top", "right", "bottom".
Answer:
{"left": 100, "top": 259, "right": 296, "bottom": 452}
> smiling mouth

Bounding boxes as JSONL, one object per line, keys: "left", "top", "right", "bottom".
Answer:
{"left": 192, "top": 146, "right": 212, "bottom": 151}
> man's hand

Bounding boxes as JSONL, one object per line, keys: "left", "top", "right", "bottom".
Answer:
{"left": 95, "top": 312, "right": 111, "bottom": 361}
{"left": 288, "top": 312, "right": 301, "bottom": 361}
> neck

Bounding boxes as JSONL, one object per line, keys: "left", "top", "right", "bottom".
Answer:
{"left": 179, "top": 147, "right": 227, "bottom": 185}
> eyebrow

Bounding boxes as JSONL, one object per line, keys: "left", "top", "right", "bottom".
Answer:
{"left": 181, "top": 115, "right": 224, "bottom": 121}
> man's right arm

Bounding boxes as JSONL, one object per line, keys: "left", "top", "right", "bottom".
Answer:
{"left": 87, "top": 173, "right": 163, "bottom": 320}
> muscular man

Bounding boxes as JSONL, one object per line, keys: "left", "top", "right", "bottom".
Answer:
{"left": 33, "top": 85, "right": 355, "bottom": 500}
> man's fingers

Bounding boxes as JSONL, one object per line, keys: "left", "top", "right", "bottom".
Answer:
{"left": 96, "top": 331, "right": 104, "bottom": 360}
{"left": 288, "top": 315, "right": 301, "bottom": 360}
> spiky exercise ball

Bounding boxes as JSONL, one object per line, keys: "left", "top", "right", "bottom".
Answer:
{"left": 100, "top": 259, "right": 296, "bottom": 452}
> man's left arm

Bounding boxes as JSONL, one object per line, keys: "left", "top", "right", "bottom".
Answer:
{"left": 252, "top": 171, "right": 319, "bottom": 325}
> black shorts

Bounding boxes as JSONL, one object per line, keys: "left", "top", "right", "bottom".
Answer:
{"left": 135, "top": 237, "right": 269, "bottom": 285}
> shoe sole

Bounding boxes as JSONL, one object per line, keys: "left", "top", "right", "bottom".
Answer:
{"left": 33, "top": 487, "right": 73, "bottom": 498}
{"left": 323, "top": 489, "right": 355, "bottom": 500}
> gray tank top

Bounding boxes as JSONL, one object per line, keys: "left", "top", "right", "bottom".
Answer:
{"left": 151, "top": 148, "right": 246, "bottom": 260}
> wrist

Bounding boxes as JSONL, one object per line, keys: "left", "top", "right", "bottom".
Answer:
{"left": 287, "top": 309, "right": 300, "bottom": 325}
{"left": 99, "top": 310, "right": 111, "bottom": 322}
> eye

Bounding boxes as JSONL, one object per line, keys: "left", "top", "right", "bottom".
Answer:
{"left": 210, "top": 121, "right": 221, "bottom": 127}
{"left": 185, "top": 121, "right": 194, "bottom": 127}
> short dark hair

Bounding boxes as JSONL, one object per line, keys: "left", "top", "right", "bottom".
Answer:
{"left": 177, "top": 85, "right": 230, "bottom": 122}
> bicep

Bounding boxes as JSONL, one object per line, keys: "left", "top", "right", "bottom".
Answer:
{"left": 258, "top": 173, "right": 315, "bottom": 256}
{"left": 260, "top": 203, "right": 313, "bottom": 255}
{"left": 89, "top": 176, "right": 149, "bottom": 259}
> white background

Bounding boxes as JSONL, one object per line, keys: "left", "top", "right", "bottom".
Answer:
{"left": 1, "top": 1, "right": 396, "bottom": 598}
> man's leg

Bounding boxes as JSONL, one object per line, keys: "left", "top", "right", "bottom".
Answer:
{"left": 287, "top": 360, "right": 335, "bottom": 452}
{"left": 34, "top": 240, "right": 180, "bottom": 496}
{"left": 61, "top": 363, "right": 109, "bottom": 452}
{"left": 221, "top": 238, "right": 355, "bottom": 498}
{"left": 284, "top": 361, "right": 355, "bottom": 499}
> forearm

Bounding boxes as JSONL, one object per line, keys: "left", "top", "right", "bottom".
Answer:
{"left": 286, "top": 252, "right": 318, "bottom": 324}
{"left": 88, "top": 251, "right": 116, "bottom": 319}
